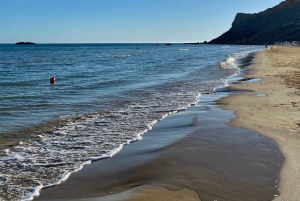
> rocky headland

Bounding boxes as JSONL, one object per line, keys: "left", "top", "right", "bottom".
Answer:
{"left": 210, "top": 0, "right": 300, "bottom": 45}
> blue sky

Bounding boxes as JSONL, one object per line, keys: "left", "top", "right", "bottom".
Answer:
{"left": 0, "top": 0, "right": 284, "bottom": 43}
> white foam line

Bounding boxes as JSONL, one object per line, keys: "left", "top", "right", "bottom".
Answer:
{"left": 23, "top": 160, "right": 92, "bottom": 201}
{"left": 44, "top": 160, "right": 91, "bottom": 188}
{"left": 190, "top": 93, "right": 201, "bottom": 106}
{"left": 147, "top": 120, "right": 158, "bottom": 130}
{"left": 43, "top": 172, "right": 72, "bottom": 189}
{"left": 23, "top": 185, "right": 43, "bottom": 201}
{"left": 88, "top": 144, "right": 124, "bottom": 162}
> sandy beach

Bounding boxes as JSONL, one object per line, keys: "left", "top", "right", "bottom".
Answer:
{"left": 34, "top": 46, "right": 300, "bottom": 201}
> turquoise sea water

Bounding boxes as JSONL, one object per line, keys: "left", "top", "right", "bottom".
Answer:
{"left": 0, "top": 43, "right": 263, "bottom": 200}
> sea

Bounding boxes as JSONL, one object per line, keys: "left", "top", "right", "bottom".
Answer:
{"left": 0, "top": 43, "right": 264, "bottom": 200}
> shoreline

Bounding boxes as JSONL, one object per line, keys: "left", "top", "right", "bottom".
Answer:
{"left": 218, "top": 46, "right": 300, "bottom": 200}
{"left": 35, "top": 92, "right": 282, "bottom": 201}
{"left": 35, "top": 50, "right": 284, "bottom": 201}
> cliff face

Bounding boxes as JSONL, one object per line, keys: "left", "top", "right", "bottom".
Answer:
{"left": 210, "top": 0, "right": 300, "bottom": 45}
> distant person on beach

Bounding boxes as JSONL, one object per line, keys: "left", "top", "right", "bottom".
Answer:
{"left": 265, "top": 44, "right": 268, "bottom": 49}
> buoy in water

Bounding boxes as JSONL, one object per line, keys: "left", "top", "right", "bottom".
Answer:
{"left": 50, "top": 76, "right": 56, "bottom": 84}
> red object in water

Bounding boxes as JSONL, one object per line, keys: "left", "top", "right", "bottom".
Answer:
{"left": 50, "top": 77, "right": 56, "bottom": 84}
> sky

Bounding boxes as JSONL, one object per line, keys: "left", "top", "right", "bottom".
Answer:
{"left": 0, "top": 0, "right": 284, "bottom": 43}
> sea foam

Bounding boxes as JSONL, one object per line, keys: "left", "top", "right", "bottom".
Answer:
{"left": 219, "top": 55, "right": 237, "bottom": 68}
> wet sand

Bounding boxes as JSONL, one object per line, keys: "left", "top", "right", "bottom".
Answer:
{"left": 35, "top": 81, "right": 282, "bottom": 201}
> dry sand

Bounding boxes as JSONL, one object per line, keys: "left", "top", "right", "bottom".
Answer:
{"left": 217, "top": 46, "right": 300, "bottom": 201}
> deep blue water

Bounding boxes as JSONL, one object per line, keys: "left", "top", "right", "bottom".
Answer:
{"left": 0, "top": 43, "right": 263, "bottom": 200}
